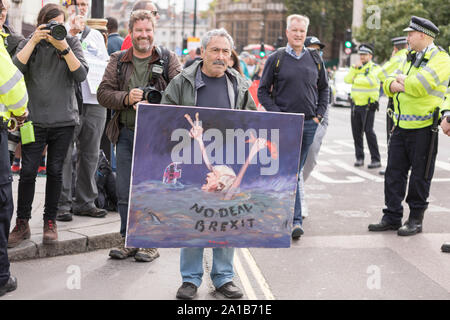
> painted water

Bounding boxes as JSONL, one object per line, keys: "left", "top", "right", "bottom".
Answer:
{"left": 126, "top": 180, "right": 295, "bottom": 248}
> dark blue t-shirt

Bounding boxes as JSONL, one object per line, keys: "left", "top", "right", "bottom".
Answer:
{"left": 257, "top": 49, "right": 329, "bottom": 118}
{"left": 196, "top": 72, "right": 231, "bottom": 109}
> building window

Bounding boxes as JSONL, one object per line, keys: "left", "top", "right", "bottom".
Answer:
{"left": 232, "top": 21, "right": 248, "bottom": 52}
{"left": 267, "top": 20, "right": 283, "bottom": 47}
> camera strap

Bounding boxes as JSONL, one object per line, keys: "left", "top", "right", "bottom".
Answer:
{"left": 149, "top": 46, "right": 170, "bottom": 85}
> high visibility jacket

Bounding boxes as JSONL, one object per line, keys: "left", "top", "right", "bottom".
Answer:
{"left": 377, "top": 48, "right": 408, "bottom": 83}
{"left": 383, "top": 45, "right": 450, "bottom": 129}
{"left": 442, "top": 86, "right": 450, "bottom": 113}
{"left": 344, "top": 61, "right": 381, "bottom": 106}
{"left": 0, "top": 31, "right": 27, "bottom": 122}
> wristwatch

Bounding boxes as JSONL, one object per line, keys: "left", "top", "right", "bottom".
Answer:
{"left": 316, "top": 114, "right": 324, "bottom": 124}
{"left": 58, "top": 47, "right": 71, "bottom": 56}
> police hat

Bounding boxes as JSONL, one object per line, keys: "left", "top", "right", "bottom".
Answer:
{"left": 305, "top": 36, "right": 325, "bottom": 49}
{"left": 403, "top": 16, "right": 439, "bottom": 38}
{"left": 358, "top": 44, "right": 374, "bottom": 55}
{"left": 391, "top": 36, "right": 407, "bottom": 45}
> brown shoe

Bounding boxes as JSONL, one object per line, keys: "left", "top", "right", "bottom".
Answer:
{"left": 109, "top": 238, "right": 138, "bottom": 259}
{"left": 8, "top": 218, "right": 30, "bottom": 248}
{"left": 43, "top": 220, "right": 58, "bottom": 244}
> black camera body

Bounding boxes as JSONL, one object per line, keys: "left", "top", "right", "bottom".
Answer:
{"left": 44, "top": 21, "right": 67, "bottom": 41}
{"left": 139, "top": 86, "right": 163, "bottom": 104}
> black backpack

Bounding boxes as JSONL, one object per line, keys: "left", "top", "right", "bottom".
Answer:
{"left": 271, "top": 47, "right": 324, "bottom": 100}
{"left": 94, "top": 150, "right": 118, "bottom": 212}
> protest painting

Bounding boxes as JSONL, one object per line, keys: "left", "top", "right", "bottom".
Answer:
{"left": 125, "top": 103, "right": 304, "bottom": 248}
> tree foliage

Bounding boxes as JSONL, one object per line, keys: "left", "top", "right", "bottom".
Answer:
{"left": 355, "top": 0, "right": 450, "bottom": 63}
{"left": 283, "top": 0, "right": 353, "bottom": 61}
{"left": 283, "top": 0, "right": 353, "bottom": 43}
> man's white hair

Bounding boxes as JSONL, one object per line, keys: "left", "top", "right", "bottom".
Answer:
{"left": 201, "top": 28, "right": 234, "bottom": 51}
{"left": 286, "top": 14, "right": 310, "bottom": 30}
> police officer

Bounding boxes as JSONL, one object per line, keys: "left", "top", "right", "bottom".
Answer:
{"left": 344, "top": 44, "right": 382, "bottom": 169}
{"left": 0, "top": 0, "right": 28, "bottom": 296}
{"left": 440, "top": 82, "right": 449, "bottom": 252}
{"left": 378, "top": 37, "right": 409, "bottom": 143}
{"left": 377, "top": 37, "right": 409, "bottom": 175}
{"left": 368, "top": 16, "right": 450, "bottom": 236}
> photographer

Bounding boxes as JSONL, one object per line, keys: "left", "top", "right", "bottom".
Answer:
{"left": 56, "top": 0, "right": 110, "bottom": 222}
{"left": 97, "top": 10, "right": 181, "bottom": 262}
{"left": 8, "top": 3, "right": 88, "bottom": 247}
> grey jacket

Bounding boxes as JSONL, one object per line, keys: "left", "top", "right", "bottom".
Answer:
{"left": 13, "top": 35, "right": 88, "bottom": 128}
{"left": 161, "top": 60, "right": 256, "bottom": 111}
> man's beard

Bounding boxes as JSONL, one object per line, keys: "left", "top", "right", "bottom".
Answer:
{"left": 132, "top": 37, "right": 153, "bottom": 53}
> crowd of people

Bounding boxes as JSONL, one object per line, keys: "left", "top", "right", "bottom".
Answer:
{"left": 0, "top": 0, "right": 449, "bottom": 300}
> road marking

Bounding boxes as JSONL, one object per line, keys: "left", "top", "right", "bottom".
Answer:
{"left": 435, "top": 160, "right": 450, "bottom": 171}
{"left": 234, "top": 253, "right": 257, "bottom": 300}
{"left": 330, "top": 159, "right": 384, "bottom": 182}
{"left": 311, "top": 170, "right": 365, "bottom": 183}
{"left": 240, "top": 248, "right": 276, "bottom": 300}
{"left": 334, "top": 140, "right": 355, "bottom": 149}
{"left": 320, "top": 145, "right": 353, "bottom": 155}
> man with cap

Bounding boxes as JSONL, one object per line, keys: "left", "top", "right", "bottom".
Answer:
{"left": 344, "top": 43, "right": 382, "bottom": 169}
{"left": 368, "top": 16, "right": 450, "bottom": 236}
{"left": 378, "top": 37, "right": 408, "bottom": 142}
{"left": 377, "top": 36, "right": 409, "bottom": 175}
{"left": 0, "top": 0, "right": 28, "bottom": 296}
{"left": 298, "top": 36, "right": 329, "bottom": 218}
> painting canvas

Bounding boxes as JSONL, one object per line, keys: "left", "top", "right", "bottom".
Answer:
{"left": 125, "top": 103, "right": 304, "bottom": 248}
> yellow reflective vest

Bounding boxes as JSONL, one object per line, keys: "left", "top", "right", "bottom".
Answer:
{"left": 383, "top": 45, "right": 450, "bottom": 129}
{"left": 344, "top": 61, "right": 381, "bottom": 106}
{"left": 442, "top": 86, "right": 450, "bottom": 113}
{"left": 0, "top": 31, "right": 27, "bottom": 122}
{"left": 377, "top": 48, "right": 408, "bottom": 83}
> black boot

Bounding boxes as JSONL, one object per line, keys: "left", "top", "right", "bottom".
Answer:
{"left": 368, "top": 220, "right": 401, "bottom": 232}
{"left": 0, "top": 276, "right": 17, "bottom": 297}
{"left": 441, "top": 243, "right": 450, "bottom": 253}
{"left": 397, "top": 209, "right": 424, "bottom": 236}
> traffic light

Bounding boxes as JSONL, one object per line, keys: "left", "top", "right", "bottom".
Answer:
{"left": 344, "top": 29, "right": 355, "bottom": 55}
{"left": 182, "top": 37, "right": 188, "bottom": 55}
{"left": 259, "top": 42, "right": 266, "bottom": 58}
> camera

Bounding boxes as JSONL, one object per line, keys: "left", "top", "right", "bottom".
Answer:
{"left": 44, "top": 21, "right": 67, "bottom": 41}
{"left": 139, "top": 86, "right": 163, "bottom": 104}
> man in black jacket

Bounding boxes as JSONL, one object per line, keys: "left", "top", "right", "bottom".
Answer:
{"left": 258, "top": 14, "right": 329, "bottom": 240}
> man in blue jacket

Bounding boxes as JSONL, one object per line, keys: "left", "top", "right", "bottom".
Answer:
{"left": 258, "top": 14, "right": 329, "bottom": 239}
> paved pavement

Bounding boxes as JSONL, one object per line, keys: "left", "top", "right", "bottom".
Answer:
{"left": 8, "top": 177, "right": 122, "bottom": 262}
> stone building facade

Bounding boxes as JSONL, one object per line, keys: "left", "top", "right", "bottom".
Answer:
{"left": 214, "top": 0, "right": 287, "bottom": 52}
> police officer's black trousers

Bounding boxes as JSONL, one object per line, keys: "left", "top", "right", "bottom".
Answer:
{"left": 351, "top": 105, "right": 381, "bottom": 162}
{"left": 382, "top": 126, "right": 438, "bottom": 224}
{"left": 0, "top": 127, "right": 14, "bottom": 287}
{"left": 386, "top": 98, "right": 394, "bottom": 144}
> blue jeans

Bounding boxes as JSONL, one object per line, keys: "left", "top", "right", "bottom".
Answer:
{"left": 116, "top": 127, "right": 134, "bottom": 237}
{"left": 293, "top": 119, "right": 318, "bottom": 226}
{"left": 180, "top": 248, "right": 235, "bottom": 289}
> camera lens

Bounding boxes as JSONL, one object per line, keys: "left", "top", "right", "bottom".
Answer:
{"left": 51, "top": 24, "right": 67, "bottom": 41}
{"left": 147, "top": 90, "right": 162, "bottom": 104}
